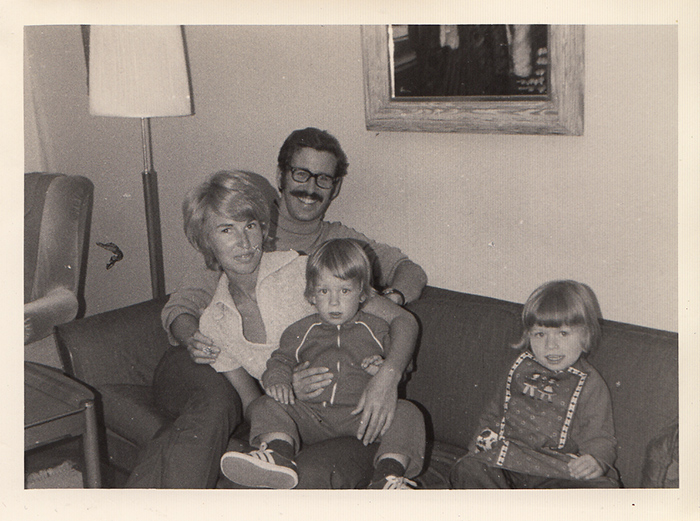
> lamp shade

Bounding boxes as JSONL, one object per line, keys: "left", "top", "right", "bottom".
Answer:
{"left": 89, "top": 25, "right": 192, "bottom": 118}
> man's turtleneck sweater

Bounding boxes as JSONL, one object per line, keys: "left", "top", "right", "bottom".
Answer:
{"left": 268, "top": 202, "right": 328, "bottom": 255}
{"left": 161, "top": 200, "right": 412, "bottom": 345}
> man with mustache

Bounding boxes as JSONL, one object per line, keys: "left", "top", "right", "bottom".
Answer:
{"left": 157, "top": 127, "right": 427, "bottom": 488}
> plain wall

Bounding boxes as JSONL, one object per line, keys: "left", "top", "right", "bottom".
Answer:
{"left": 24, "top": 25, "right": 678, "bottom": 332}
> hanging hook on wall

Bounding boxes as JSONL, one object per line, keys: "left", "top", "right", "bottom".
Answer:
{"left": 96, "top": 242, "right": 124, "bottom": 270}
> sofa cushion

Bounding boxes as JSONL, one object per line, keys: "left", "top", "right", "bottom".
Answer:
{"left": 100, "top": 384, "right": 172, "bottom": 446}
{"left": 405, "top": 287, "right": 523, "bottom": 450}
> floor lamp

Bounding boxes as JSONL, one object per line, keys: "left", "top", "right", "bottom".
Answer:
{"left": 88, "top": 25, "right": 193, "bottom": 300}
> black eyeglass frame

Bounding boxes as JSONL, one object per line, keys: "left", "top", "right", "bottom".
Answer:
{"left": 288, "top": 167, "right": 338, "bottom": 190}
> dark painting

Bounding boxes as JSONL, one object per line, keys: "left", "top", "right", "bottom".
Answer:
{"left": 391, "top": 25, "right": 549, "bottom": 99}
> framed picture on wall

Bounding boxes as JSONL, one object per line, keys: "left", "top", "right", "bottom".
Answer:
{"left": 361, "top": 25, "right": 584, "bottom": 135}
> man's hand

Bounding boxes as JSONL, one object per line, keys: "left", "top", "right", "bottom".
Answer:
{"left": 185, "top": 330, "right": 219, "bottom": 364}
{"left": 351, "top": 365, "right": 398, "bottom": 445}
{"left": 265, "top": 383, "right": 295, "bottom": 405}
{"left": 292, "top": 361, "right": 333, "bottom": 401}
{"left": 568, "top": 454, "right": 604, "bottom": 480}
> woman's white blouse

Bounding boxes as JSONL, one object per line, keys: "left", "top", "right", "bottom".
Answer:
{"left": 199, "top": 250, "right": 314, "bottom": 380}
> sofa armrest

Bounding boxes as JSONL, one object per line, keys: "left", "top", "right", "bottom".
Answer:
{"left": 54, "top": 297, "right": 170, "bottom": 388}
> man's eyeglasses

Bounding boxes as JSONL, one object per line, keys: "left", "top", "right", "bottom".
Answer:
{"left": 288, "top": 167, "right": 337, "bottom": 190}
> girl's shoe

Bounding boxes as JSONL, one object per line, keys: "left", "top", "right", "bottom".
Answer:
{"left": 220, "top": 442, "right": 298, "bottom": 488}
{"left": 367, "top": 475, "right": 417, "bottom": 489}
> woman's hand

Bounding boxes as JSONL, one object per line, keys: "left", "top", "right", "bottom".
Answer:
{"left": 265, "top": 383, "right": 295, "bottom": 405}
{"left": 185, "top": 330, "right": 220, "bottom": 364}
{"left": 568, "top": 454, "right": 604, "bottom": 480}
{"left": 171, "top": 313, "right": 220, "bottom": 365}
{"left": 292, "top": 361, "right": 333, "bottom": 401}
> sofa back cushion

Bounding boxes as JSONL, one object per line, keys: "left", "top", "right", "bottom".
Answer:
{"left": 405, "top": 287, "right": 523, "bottom": 450}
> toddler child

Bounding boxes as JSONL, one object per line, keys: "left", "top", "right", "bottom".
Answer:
{"left": 220, "top": 238, "right": 425, "bottom": 489}
{"left": 450, "top": 280, "right": 620, "bottom": 488}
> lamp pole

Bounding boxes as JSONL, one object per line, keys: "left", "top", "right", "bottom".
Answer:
{"left": 140, "top": 117, "right": 166, "bottom": 300}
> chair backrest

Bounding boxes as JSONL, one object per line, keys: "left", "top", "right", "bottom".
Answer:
{"left": 24, "top": 172, "right": 94, "bottom": 316}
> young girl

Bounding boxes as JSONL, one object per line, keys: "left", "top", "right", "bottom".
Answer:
{"left": 450, "top": 280, "right": 620, "bottom": 488}
{"left": 220, "top": 239, "right": 425, "bottom": 489}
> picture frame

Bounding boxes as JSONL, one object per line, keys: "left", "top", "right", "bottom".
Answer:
{"left": 361, "top": 25, "right": 585, "bottom": 135}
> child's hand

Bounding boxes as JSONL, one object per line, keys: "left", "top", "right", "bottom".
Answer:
{"left": 568, "top": 454, "right": 604, "bottom": 480}
{"left": 361, "top": 355, "right": 385, "bottom": 376}
{"left": 265, "top": 383, "right": 295, "bottom": 405}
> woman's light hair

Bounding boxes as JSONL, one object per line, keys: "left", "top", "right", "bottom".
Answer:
{"left": 304, "top": 239, "right": 374, "bottom": 303}
{"left": 183, "top": 170, "right": 271, "bottom": 270}
{"left": 513, "top": 280, "right": 603, "bottom": 353}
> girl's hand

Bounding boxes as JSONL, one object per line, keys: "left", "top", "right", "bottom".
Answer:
{"left": 568, "top": 454, "right": 604, "bottom": 480}
{"left": 185, "top": 331, "right": 220, "bottom": 364}
{"left": 292, "top": 361, "right": 333, "bottom": 401}
{"left": 265, "top": 383, "right": 295, "bottom": 405}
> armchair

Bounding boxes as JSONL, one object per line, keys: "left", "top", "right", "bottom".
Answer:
{"left": 25, "top": 172, "right": 93, "bottom": 367}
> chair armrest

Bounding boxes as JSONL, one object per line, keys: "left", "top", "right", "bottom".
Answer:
{"left": 24, "top": 287, "right": 79, "bottom": 344}
{"left": 54, "top": 297, "right": 170, "bottom": 388}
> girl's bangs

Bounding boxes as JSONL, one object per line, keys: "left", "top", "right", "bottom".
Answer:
{"left": 525, "top": 292, "right": 586, "bottom": 329}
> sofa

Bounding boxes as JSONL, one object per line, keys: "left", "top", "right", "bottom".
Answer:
{"left": 53, "top": 286, "right": 678, "bottom": 488}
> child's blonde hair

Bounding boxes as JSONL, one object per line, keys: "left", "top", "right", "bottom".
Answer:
{"left": 514, "top": 280, "right": 603, "bottom": 353}
{"left": 304, "top": 239, "right": 374, "bottom": 303}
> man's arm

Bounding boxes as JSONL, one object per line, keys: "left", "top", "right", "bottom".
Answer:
{"left": 352, "top": 294, "right": 419, "bottom": 444}
{"left": 161, "top": 261, "right": 220, "bottom": 345}
{"left": 384, "top": 260, "right": 428, "bottom": 304}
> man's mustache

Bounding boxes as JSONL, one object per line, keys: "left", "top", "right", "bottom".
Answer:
{"left": 289, "top": 190, "right": 323, "bottom": 203}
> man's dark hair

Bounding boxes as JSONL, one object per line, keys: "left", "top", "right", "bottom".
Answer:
{"left": 277, "top": 127, "right": 349, "bottom": 179}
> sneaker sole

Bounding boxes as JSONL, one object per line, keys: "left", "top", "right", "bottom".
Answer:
{"left": 220, "top": 452, "right": 298, "bottom": 489}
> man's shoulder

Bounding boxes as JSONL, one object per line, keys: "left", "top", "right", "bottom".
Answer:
{"left": 320, "top": 219, "right": 371, "bottom": 242}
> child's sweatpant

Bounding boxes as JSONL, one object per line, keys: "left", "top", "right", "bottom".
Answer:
{"left": 248, "top": 395, "right": 425, "bottom": 478}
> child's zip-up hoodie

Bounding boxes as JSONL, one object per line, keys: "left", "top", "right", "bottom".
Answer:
{"left": 262, "top": 310, "right": 390, "bottom": 406}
